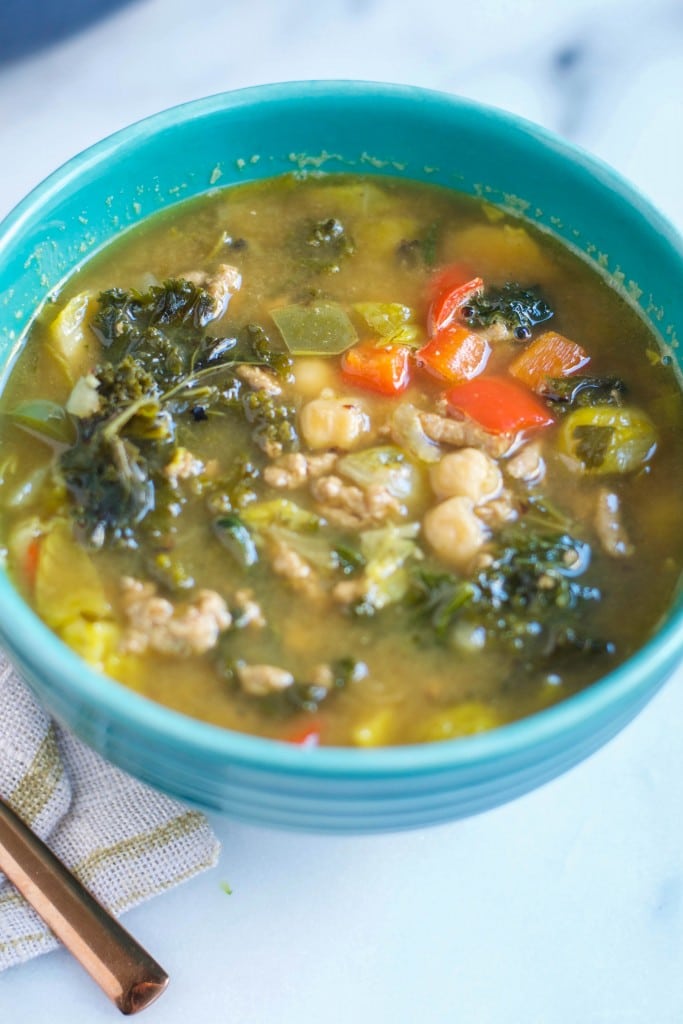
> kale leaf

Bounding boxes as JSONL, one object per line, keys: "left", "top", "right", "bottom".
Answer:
{"left": 475, "top": 529, "right": 597, "bottom": 616}
{"left": 58, "top": 278, "right": 245, "bottom": 547}
{"left": 542, "top": 375, "right": 627, "bottom": 410}
{"left": 299, "top": 217, "right": 355, "bottom": 274}
{"left": 462, "top": 282, "right": 553, "bottom": 339}
{"left": 395, "top": 223, "right": 440, "bottom": 269}
{"left": 57, "top": 283, "right": 296, "bottom": 548}
{"left": 90, "top": 278, "right": 237, "bottom": 394}
{"left": 92, "top": 278, "right": 218, "bottom": 350}
{"left": 240, "top": 323, "right": 293, "bottom": 380}
{"left": 241, "top": 388, "right": 299, "bottom": 458}
{"left": 58, "top": 354, "right": 183, "bottom": 547}
{"left": 409, "top": 527, "right": 610, "bottom": 659}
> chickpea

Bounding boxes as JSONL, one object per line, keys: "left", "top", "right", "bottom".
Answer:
{"left": 291, "top": 357, "right": 338, "bottom": 398}
{"left": 299, "top": 396, "right": 370, "bottom": 450}
{"left": 423, "top": 496, "right": 488, "bottom": 571}
{"left": 429, "top": 448, "right": 502, "bottom": 504}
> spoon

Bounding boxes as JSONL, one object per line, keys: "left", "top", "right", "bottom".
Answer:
{"left": 0, "top": 794, "right": 168, "bottom": 1014}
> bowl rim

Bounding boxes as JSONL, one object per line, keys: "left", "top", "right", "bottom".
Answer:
{"left": 1, "top": 79, "right": 682, "bottom": 778}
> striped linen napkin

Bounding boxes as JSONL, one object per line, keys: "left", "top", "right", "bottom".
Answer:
{"left": 0, "top": 655, "right": 220, "bottom": 970}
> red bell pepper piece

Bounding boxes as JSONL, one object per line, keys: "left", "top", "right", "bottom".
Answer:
{"left": 285, "top": 721, "right": 322, "bottom": 747}
{"left": 429, "top": 271, "right": 484, "bottom": 335}
{"left": 427, "top": 263, "right": 475, "bottom": 302}
{"left": 417, "top": 325, "right": 490, "bottom": 384}
{"left": 23, "top": 535, "right": 42, "bottom": 590}
{"left": 445, "top": 376, "right": 555, "bottom": 434}
{"left": 341, "top": 342, "right": 412, "bottom": 395}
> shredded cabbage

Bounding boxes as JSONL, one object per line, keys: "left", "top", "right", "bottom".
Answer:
{"left": 353, "top": 302, "right": 423, "bottom": 348}
{"left": 241, "top": 499, "right": 320, "bottom": 532}
{"left": 337, "top": 445, "right": 421, "bottom": 504}
{"left": 355, "top": 522, "right": 422, "bottom": 611}
{"left": 390, "top": 403, "right": 442, "bottom": 464}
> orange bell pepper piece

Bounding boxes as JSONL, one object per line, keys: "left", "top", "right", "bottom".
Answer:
{"left": 341, "top": 342, "right": 412, "bottom": 395}
{"left": 417, "top": 325, "right": 491, "bottom": 384}
{"left": 509, "top": 330, "right": 589, "bottom": 391}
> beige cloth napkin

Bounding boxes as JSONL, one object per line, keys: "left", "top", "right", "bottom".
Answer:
{"left": 0, "top": 655, "right": 220, "bottom": 971}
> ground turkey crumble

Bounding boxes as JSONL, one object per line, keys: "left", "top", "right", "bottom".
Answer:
{"left": 120, "top": 578, "right": 232, "bottom": 656}
{"left": 310, "top": 474, "right": 401, "bottom": 530}
{"left": 263, "top": 451, "right": 338, "bottom": 489}
{"left": 416, "top": 410, "right": 513, "bottom": 458}
{"left": 182, "top": 263, "right": 242, "bottom": 319}
{"left": 236, "top": 364, "right": 282, "bottom": 396}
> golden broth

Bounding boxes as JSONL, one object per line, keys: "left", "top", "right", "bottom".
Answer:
{"left": 0, "top": 174, "right": 681, "bottom": 747}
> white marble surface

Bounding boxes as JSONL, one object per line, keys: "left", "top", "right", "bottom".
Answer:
{"left": 1, "top": 1, "right": 683, "bottom": 1021}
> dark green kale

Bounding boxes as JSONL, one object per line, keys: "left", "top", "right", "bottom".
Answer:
{"left": 92, "top": 278, "right": 218, "bottom": 349}
{"left": 306, "top": 217, "right": 350, "bottom": 250}
{"left": 143, "top": 278, "right": 218, "bottom": 328}
{"left": 409, "top": 572, "right": 476, "bottom": 642}
{"left": 59, "top": 327, "right": 240, "bottom": 548}
{"left": 90, "top": 278, "right": 238, "bottom": 392}
{"left": 283, "top": 657, "right": 359, "bottom": 715}
{"left": 206, "top": 457, "right": 261, "bottom": 516}
{"left": 95, "top": 354, "right": 156, "bottom": 409}
{"left": 462, "top": 282, "right": 553, "bottom": 339}
{"left": 59, "top": 378, "right": 164, "bottom": 548}
{"left": 299, "top": 217, "right": 355, "bottom": 273}
{"left": 475, "top": 529, "right": 597, "bottom": 617}
{"left": 57, "top": 280, "right": 298, "bottom": 549}
{"left": 160, "top": 337, "right": 240, "bottom": 413}
{"left": 240, "top": 323, "right": 293, "bottom": 380}
{"left": 241, "top": 388, "right": 299, "bottom": 457}
{"left": 409, "top": 527, "right": 610, "bottom": 659}
{"left": 212, "top": 514, "right": 259, "bottom": 568}
{"left": 542, "top": 375, "right": 627, "bottom": 410}
{"left": 395, "top": 223, "right": 440, "bottom": 269}
{"left": 332, "top": 542, "right": 366, "bottom": 576}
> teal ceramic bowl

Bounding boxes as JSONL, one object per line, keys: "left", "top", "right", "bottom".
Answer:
{"left": 1, "top": 82, "right": 682, "bottom": 833}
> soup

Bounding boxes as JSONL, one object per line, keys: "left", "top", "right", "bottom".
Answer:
{"left": 1, "top": 174, "right": 681, "bottom": 746}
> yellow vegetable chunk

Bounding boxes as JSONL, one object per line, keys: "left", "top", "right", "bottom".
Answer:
{"left": 440, "top": 223, "right": 546, "bottom": 280}
{"left": 418, "top": 702, "right": 502, "bottom": 742}
{"left": 60, "top": 618, "right": 120, "bottom": 672}
{"left": 354, "top": 215, "right": 420, "bottom": 256}
{"left": 352, "top": 708, "right": 396, "bottom": 747}
{"left": 47, "top": 292, "right": 94, "bottom": 381}
{"left": 35, "top": 521, "right": 112, "bottom": 629}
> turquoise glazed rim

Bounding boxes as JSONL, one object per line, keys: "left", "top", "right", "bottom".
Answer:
{"left": 0, "top": 81, "right": 682, "bottom": 833}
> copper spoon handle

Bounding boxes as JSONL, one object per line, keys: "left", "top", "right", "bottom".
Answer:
{"left": 0, "top": 795, "right": 168, "bottom": 1014}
